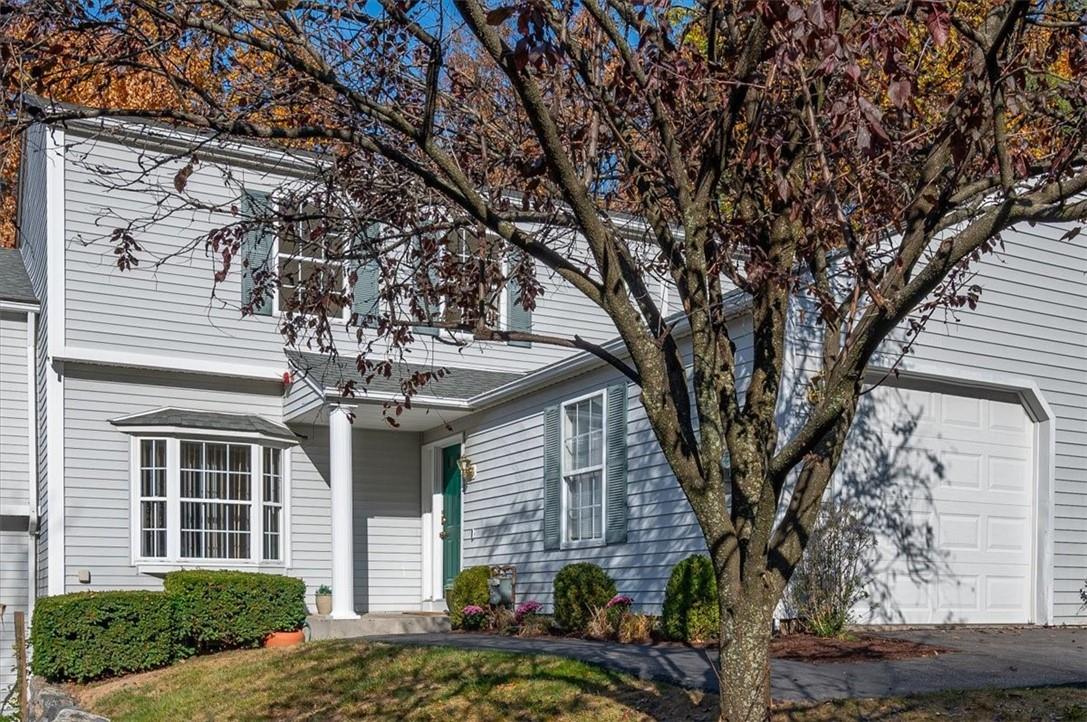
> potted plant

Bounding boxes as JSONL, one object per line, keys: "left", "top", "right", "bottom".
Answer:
{"left": 315, "top": 584, "right": 332, "bottom": 615}
{"left": 265, "top": 627, "right": 305, "bottom": 648}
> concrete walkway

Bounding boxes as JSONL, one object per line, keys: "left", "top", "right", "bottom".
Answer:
{"left": 367, "top": 626, "right": 1087, "bottom": 702}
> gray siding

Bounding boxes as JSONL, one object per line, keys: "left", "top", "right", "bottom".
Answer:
{"left": 17, "top": 123, "right": 49, "bottom": 596}
{"left": 0, "top": 530, "right": 29, "bottom": 690}
{"left": 437, "top": 316, "right": 753, "bottom": 612}
{"left": 60, "top": 128, "right": 618, "bottom": 376}
{"left": 0, "top": 311, "right": 30, "bottom": 510}
{"left": 60, "top": 365, "right": 334, "bottom": 599}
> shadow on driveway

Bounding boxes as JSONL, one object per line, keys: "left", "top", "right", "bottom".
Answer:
{"left": 366, "top": 626, "right": 1087, "bottom": 702}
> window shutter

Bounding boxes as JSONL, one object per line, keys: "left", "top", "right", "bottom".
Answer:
{"left": 413, "top": 233, "right": 440, "bottom": 337}
{"left": 241, "top": 189, "right": 275, "bottom": 316}
{"left": 352, "top": 223, "right": 381, "bottom": 328}
{"left": 542, "top": 404, "right": 561, "bottom": 551}
{"left": 605, "top": 382, "right": 629, "bottom": 545}
{"left": 506, "top": 250, "right": 532, "bottom": 347}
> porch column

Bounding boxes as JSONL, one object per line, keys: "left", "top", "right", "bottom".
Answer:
{"left": 329, "top": 404, "right": 358, "bottom": 619}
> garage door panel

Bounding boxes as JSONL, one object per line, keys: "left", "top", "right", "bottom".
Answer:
{"left": 842, "top": 386, "right": 1034, "bottom": 625}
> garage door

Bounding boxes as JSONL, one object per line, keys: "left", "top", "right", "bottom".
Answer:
{"left": 837, "top": 384, "right": 1035, "bottom": 625}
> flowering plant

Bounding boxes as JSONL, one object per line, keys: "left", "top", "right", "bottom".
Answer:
{"left": 514, "top": 600, "right": 543, "bottom": 623}
{"left": 461, "top": 605, "right": 488, "bottom": 630}
{"left": 605, "top": 594, "right": 633, "bottom": 610}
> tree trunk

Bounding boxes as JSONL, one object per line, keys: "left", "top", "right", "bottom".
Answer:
{"left": 718, "top": 596, "right": 775, "bottom": 722}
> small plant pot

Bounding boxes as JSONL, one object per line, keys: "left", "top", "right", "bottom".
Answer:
{"left": 315, "top": 593, "right": 332, "bottom": 615}
{"left": 264, "top": 629, "right": 305, "bottom": 648}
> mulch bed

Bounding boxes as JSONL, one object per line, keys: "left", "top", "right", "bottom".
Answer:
{"left": 769, "top": 633, "right": 949, "bottom": 663}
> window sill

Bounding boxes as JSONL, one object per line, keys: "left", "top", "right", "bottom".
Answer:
{"left": 559, "top": 538, "right": 607, "bottom": 551}
{"left": 135, "top": 560, "right": 287, "bottom": 576}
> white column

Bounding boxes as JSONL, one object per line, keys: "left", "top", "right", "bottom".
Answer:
{"left": 329, "top": 404, "right": 358, "bottom": 619}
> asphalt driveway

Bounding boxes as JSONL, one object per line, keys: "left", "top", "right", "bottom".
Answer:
{"left": 367, "top": 626, "right": 1087, "bottom": 702}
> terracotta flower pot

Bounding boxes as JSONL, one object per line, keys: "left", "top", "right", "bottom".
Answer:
{"left": 315, "top": 594, "right": 332, "bottom": 615}
{"left": 264, "top": 629, "right": 305, "bottom": 648}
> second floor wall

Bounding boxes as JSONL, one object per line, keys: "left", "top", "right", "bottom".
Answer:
{"left": 25, "top": 119, "right": 627, "bottom": 378}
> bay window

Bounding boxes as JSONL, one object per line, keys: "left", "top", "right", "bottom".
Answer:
{"left": 132, "top": 437, "right": 289, "bottom": 566}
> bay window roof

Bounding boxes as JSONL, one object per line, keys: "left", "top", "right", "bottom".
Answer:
{"left": 109, "top": 408, "right": 298, "bottom": 444}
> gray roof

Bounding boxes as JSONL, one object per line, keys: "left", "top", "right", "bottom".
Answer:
{"left": 0, "top": 248, "right": 37, "bottom": 304}
{"left": 285, "top": 350, "right": 522, "bottom": 401}
{"left": 110, "top": 408, "right": 297, "bottom": 441}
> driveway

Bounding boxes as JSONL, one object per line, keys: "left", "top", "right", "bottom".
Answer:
{"left": 367, "top": 626, "right": 1087, "bottom": 702}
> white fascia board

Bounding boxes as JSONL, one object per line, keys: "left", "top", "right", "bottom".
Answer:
{"left": 55, "top": 346, "right": 286, "bottom": 381}
{"left": 325, "top": 387, "right": 473, "bottom": 411}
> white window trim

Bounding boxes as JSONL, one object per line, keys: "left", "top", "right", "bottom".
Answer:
{"left": 559, "top": 389, "right": 608, "bottom": 549}
{"left": 271, "top": 197, "right": 352, "bottom": 322}
{"left": 128, "top": 435, "right": 292, "bottom": 570}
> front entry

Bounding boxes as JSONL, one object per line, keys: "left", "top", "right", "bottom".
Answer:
{"left": 441, "top": 444, "right": 462, "bottom": 592}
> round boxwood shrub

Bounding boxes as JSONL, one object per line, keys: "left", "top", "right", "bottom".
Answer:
{"left": 553, "top": 563, "right": 617, "bottom": 632}
{"left": 164, "top": 569, "right": 306, "bottom": 652}
{"left": 447, "top": 566, "right": 491, "bottom": 629}
{"left": 30, "top": 590, "right": 184, "bottom": 682}
{"left": 662, "top": 554, "right": 720, "bottom": 642}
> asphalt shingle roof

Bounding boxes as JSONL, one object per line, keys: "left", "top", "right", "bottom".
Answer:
{"left": 285, "top": 350, "right": 522, "bottom": 401}
{"left": 110, "top": 408, "right": 297, "bottom": 441}
{"left": 0, "top": 248, "right": 38, "bottom": 304}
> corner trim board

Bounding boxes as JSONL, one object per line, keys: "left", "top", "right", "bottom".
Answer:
{"left": 45, "top": 126, "right": 66, "bottom": 595}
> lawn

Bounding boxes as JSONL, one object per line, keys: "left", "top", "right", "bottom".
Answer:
{"left": 75, "top": 639, "right": 1087, "bottom": 722}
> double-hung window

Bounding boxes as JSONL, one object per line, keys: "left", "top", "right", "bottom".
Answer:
{"left": 562, "top": 392, "right": 606, "bottom": 543}
{"left": 277, "top": 202, "right": 348, "bottom": 318}
{"left": 133, "top": 438, "right": 288, "bottom": 566}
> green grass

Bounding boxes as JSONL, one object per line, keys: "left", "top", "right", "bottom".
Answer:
{"left": 75, "top": 639, "right": 1087, "bottom": 722}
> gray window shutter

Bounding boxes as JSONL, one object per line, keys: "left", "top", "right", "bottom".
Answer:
{"left": 241, "top": 189, "right": 274, "bottom": 316}
{"left": 542, "top": 404, "right": 561, "bottom": 551}
{"left": 413, "top": 233, "right": 440, "bottom": 336}
{"left": 605, "top": 382, "right": 629, "bottom": 545}
{"left": 507, "top": 250, "right": 532, "bottom": 347}
{"left": 352, "top": 223, "right": 381, "bottom": 328}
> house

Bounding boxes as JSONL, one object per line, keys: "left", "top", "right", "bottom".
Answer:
{"left": 1, "top": 115, "right": 1084, "bottom": 689}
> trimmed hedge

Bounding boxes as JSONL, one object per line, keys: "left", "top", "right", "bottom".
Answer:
{"left": 662, "top": 555, "right": 719, "bottom": 642}
{"left": 164, "top": 570, "right": 307, "bottom": 652}
{"left": 30, "top": 591, "right": 184, "bottom": 682}
{"left": 553, "top": 563, "right": 616, "bottom": 632}
{"left": 447, "top": 566, "right": 491, "bottom": 629}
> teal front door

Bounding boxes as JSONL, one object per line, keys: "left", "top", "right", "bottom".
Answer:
{"left": 441, "top": 444, "right": 462, "bottom": 592}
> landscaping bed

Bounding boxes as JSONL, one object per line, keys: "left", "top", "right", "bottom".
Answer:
{"left": 769, "top": 632, "right": 948, "bottom": 663}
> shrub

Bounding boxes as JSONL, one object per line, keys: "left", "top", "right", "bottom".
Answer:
{"left": 164, "top": 570, "right": 306, "bottom": 652}
{"left": 618, "top": 613, "right": 655, "bottom": 644}
{"left": 460, "top": 605, "right": 488, "bottom": 630}
{"left": 30, "top": 591, "right": 183, "bottom": 682}
{"left": 783, "top": 501, "right": 874, "bottom": 638}
{"left": 517, "top": 614, "right": 551, "bottom": 637}
{"left": 448, "top": 566, "right": 491, "bottom": 629}
{"left": 662, "top": 555, "right": 719, "bottom": 643}
{"left": 553, "top": 563, "right": 617, "bottom": 632}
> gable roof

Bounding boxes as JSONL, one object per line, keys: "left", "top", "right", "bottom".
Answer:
{"left": 109, "top": 407, "right": 297, "bottom": 442}
{"left": 0, "top": 248, "right": 37, "bottom": 305}
{"left": 285, "top": 349, "right": 522, "bottom": 401}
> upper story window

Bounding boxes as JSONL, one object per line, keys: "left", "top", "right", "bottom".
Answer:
{"left": 133, "top": 437, "right": 288, "bottom": 565}
{"left": 562, "top": 392, "right": 605, "bottom": 543}
{"left": 276, "top": 202, "right": 347, "bottom": 318}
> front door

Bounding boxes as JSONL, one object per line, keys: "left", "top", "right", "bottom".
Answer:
{"left": 441, "top": 444, "right": 462, "bottom": 593}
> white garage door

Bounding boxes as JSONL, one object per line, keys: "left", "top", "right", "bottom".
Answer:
{"left": 838, "top": 385, "right": 1035, "bottom": 625}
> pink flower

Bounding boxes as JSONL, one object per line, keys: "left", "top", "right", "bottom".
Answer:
{"left": 515, "top": 600, "right": 542, "bottom": 621}
{"left": 462, "top": 605, "right": 486, "bottom": 616}
{"left": 605, "top": 594, "right": 633, "bottom": 609}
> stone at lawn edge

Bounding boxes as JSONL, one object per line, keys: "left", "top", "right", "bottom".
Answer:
{"left": 53, "top": 711, "right": 109, "bottom": 722}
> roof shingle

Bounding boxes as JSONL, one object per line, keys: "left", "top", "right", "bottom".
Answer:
{"left": 0, "top": 248, "right": 38, "bottom": 304}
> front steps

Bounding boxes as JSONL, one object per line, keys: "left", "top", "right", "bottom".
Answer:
{"left": 307, "top": 612, "right": 451, "bottom": 640}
